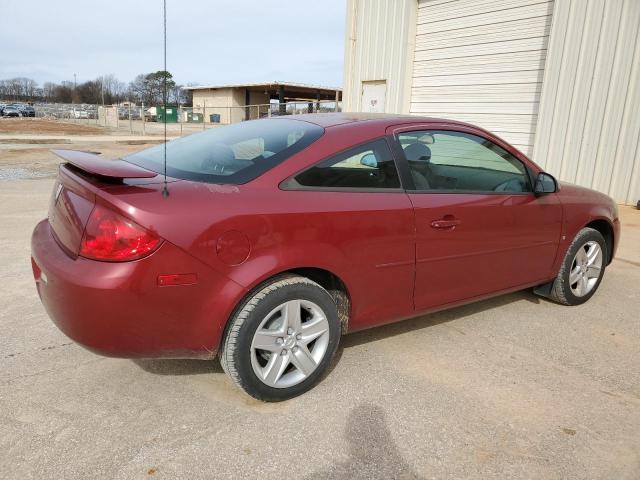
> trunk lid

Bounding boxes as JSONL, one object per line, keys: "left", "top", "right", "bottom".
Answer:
{"left": 47, "top": 150, "right": 161, "bottom": 256}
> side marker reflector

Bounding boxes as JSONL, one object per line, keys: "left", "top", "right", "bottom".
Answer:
{"left": 158, "top": 273, "right": 197, "bottom": 287}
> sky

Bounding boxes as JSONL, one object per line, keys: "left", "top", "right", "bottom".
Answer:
{"left": 0, "top": 0, "right": 346, "bottom": 88}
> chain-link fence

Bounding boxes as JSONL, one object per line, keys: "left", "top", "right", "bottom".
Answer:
{"left": 24, "top": 100, "right": 341, "bottom": 136}
{"left": 34, "top": 103, "right": 99, "bottom": 120}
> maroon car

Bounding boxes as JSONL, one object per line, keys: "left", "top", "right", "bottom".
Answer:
{"left": 31, "top": 113, "right": 620, "bottom": 401}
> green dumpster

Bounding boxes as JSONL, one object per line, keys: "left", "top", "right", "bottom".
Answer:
{"left": 157, "top": 105, "right": 178, "bottom": 123}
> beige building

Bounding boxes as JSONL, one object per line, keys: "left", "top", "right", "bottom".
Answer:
{"left": 184, "top": 82, "right": 342, "bottom": 125}
{"left": 343, "top": 0, "right": 640, "bottom": 205}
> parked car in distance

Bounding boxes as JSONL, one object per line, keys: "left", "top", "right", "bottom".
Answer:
{"left": 118, "top": 107, "right": 141, "bottom": 120}
{"left": 20, "top": 105, "right": 35, "bottom": 117}
{"left": 1, "top": 105, "right": 20, "bottom": 117}
{"left": 72, "top": 109, "right": 89, "bottom": 119}
{"left": 144, "top": 106, "right": 157, "bottom": 122}
{"left": 31, "top": 113, "right": 620, "bottom": 401}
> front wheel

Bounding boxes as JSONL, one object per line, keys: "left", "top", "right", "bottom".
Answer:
{"left": 550, "top": 227, "right": 607, "bottom": 305}
{"left": 220, "top": 275, "right": 341, "bottom": 401}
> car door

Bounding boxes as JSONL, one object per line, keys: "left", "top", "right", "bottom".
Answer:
{"left": 388, "top": 125, "right": 563, "bottom": 312}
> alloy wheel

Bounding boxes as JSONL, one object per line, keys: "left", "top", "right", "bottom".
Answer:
{"left": 250, "top": 299, "right": 330, "bottom": 388}
{"left": 569, "top": 241, "right": 602, "bottom": 297}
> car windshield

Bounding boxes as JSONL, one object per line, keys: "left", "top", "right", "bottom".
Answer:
{"left": 124, "top": 118, "right": 324, "bottom": 184}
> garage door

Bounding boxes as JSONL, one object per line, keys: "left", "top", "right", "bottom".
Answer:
{"left": 410, "top": 0, "right": 554, "bottom": 157}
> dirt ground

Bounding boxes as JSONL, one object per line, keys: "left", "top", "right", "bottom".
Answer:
{"left": 0, "top": 118, "right": 106, "bottom": 136}
{"left": 1, "top": 139, "right": 639, "bottom": 479}
{"left": 0, "top": 142, "right": 156, "bottom": 181}
{"left": 0, "top": 116, "right": 224, "bottom": 138}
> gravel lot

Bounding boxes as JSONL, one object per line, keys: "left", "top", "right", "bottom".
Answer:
{"left": 0, "top": 118, "right": 112, "bottom": 136}
{"left": 0, "top": 117, "right": 219, "bottom": 138}
{"left": 1, "top": 142, "right": 639, "bottom": 479}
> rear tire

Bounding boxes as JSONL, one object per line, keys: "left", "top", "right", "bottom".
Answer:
{"left": 549, "top": 227, "right": 607, "bottom": 305}
{"left": 220, "top": 275, "right": 340, "bottom": 401}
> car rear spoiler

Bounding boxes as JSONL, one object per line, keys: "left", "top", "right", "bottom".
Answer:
{"left": 51, "top": 149, "right": 158, "bottom": 179}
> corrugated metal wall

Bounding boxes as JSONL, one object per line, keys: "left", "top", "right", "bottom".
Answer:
{"left": 342, "top": 0, "right": 417, "bottom": 113}
{"left": 533, "top": 0, "right": 640, "bottom": 204}
{"left": 410, "top": 0, "right": 554, "bottom": 157}
{"left": 342, "top": 0, "right": 640, "bottom": 204}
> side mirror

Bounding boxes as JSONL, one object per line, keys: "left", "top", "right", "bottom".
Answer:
{"left": 360, "top": 153, "right": 378, "bottom": 168}
{"left": 534, "top": 172, "right": 557, "bottom": 194}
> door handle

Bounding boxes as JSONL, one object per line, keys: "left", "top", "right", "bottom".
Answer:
{"left": 430, "top": 216, "right": 461, "bottom": 229}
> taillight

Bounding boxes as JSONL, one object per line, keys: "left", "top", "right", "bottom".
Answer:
{"left": 79, "top": 204, "right": 161, "bottom": 261}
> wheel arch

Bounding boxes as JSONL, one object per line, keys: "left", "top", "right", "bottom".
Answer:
{"left": 584, "top": 218, "right": 614, "bottom": 265}
{"left": 288, "top": 267, "right": 351, "bottom": 334}
{"left": 218, "top": 266, "right": 352, "bottom": 354}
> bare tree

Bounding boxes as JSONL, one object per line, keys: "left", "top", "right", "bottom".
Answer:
{"left": 21, "top": 78, "right": 37, "bottom": 98}
{"left": 6, "top": 78, "right": 23, "bottom": 99}
{"left": 54, "top": 82, "right": 74, "bottom": 103}
{"left": 0, "top": 71, "right": 195, "bottom": 105}
{"left": 42, "top": 82, "right": 56, "bottom": 102}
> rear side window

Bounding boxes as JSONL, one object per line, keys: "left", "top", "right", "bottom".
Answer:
{"left": 124, "top": 119, "right": 323, "bottom": 184}
{"left": 289, "top": 139, "right": 401, "bottom": 190}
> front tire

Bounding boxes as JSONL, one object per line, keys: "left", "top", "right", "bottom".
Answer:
{"left": 220, "top": 275, "right": 341, "bottom": 401}
{"left": 550, "top": 227, "right": 607, "bottom": 305}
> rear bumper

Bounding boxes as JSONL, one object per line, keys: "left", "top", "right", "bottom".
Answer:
{"left": 31, "top": 219, "right": 245, "bottom": 359}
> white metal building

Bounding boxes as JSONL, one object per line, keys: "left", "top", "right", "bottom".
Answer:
{"left": 343, "top": 0, "right": 640, "bottom": 205}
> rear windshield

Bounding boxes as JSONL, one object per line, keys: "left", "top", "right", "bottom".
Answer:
{"left": 124, "top": 118, "right": 323, "bottom": 184}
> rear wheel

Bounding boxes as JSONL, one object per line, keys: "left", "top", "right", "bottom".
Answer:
{"left": 220, "top": 275, "right": 340, "bottom": 401}
{"left": 550, "top": 227, "right": 606, "bottom": 305}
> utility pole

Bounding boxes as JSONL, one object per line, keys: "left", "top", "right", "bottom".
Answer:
{"left": 73, "top": 73, "right": 77, "bottom": 104}
{"left": 100, "top": 77, "right": 105, "bottom": 127}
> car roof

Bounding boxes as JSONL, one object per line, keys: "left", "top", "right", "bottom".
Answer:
{"left": 285, "top": 112, "right": 476, "bottom": 129}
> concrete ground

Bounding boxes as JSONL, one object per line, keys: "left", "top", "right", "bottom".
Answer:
{"left": 1, "top": 140, "right": 639, "bottom": 479}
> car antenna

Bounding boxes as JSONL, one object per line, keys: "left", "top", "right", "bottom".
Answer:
{"left": 161, "top": 0, "right": 169, "bottom": 198}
